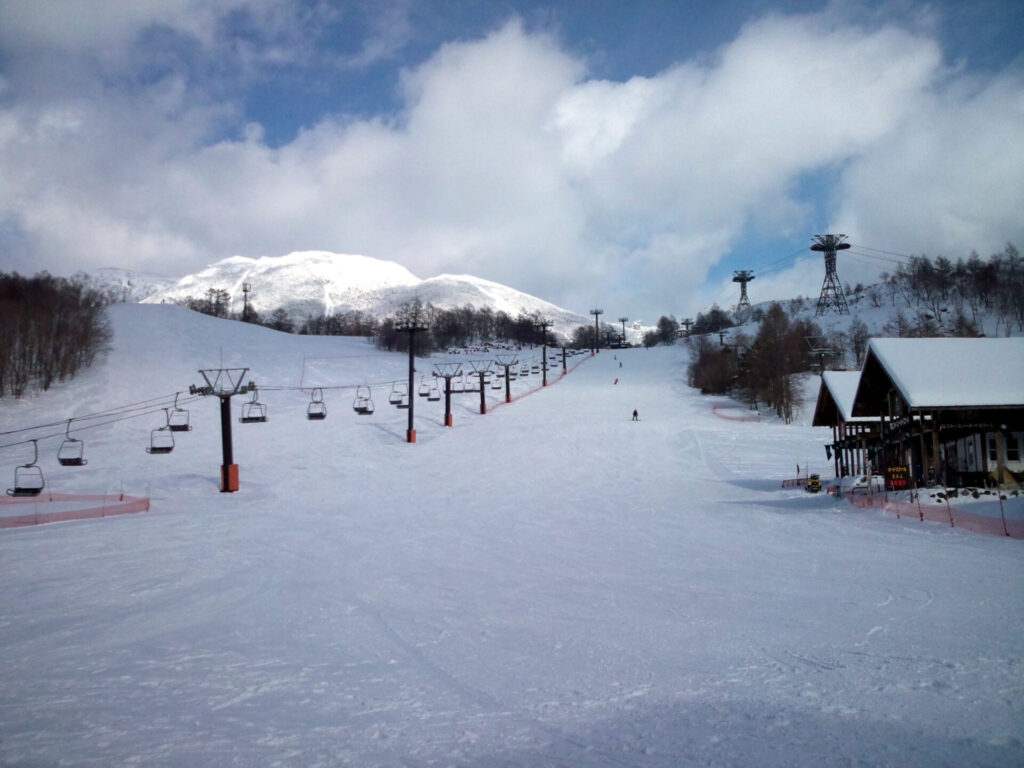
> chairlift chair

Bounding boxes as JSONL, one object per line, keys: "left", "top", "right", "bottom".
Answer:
{"left": 451, "top": 375, "right": 465, "bottom": 394}
{"left": 417, "top": 377, "right": 432, "bottom": 398}
{"left": 57, "top": 420, "right": 87, "bottom": 466}
{"left": 7, "top": 440, "right": 44, "bottom": 497}
{"left": 389, "top": 382, "right": 410, "bottom": 409}
{"left": 147, "top": 409, "right": 175, "bottom": 454}
{"left": 491, "top": 377, "right": 503, "bottom": 390}
{"left": 239, "top": 387, "right": 268, "bottom": 423}
{"left": 353, "top": 386, "right": 375, "bottom": 415}
{"left": 168, "top": 392, "right": 192, "bottom": 432}
{"left": 427, "top": 380, "right": 441, "bottom": 402}
{"left": 307, "top": 388, "right": 327, "bottom": 420}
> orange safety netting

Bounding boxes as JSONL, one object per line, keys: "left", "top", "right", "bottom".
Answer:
{"left": 845, "top": 488, "right": 1022, "bottom": 538}
{"left": 0, "top": 492, "right": 150, "bottom": 529}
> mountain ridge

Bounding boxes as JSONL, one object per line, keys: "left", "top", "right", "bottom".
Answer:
{"left": 141, "top": 251, "right": 588, "bottom": 334}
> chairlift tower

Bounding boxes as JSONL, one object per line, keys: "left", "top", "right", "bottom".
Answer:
{"left": 732, "top": 270, "right": 755, "bottom": 312}
{"left": 467, "top": 360, "right": 493, "bottom": 413}
{"left": 396, "top": 317, "right": 429, "bottom": 443}
{"left": 812, "top": 234, "right": 851, "bottom": 316}
{"left": 618, "top": 317, "right": 628, "bottom": 347}
{"left": 533, "top": 319, "right": 553, "bottom": 385}
{"left": 804, "top": 335, "right": 836, "bottom": 374}
{"left": 590, "top": 309, "right": 604, "bottom": 354}
{"left": 494, "top": 354, "right": 518, "bottom": 403}
{"left": 190, "top": 368, "right": 254, "bottom": 492}
{"left": 242, "top": 282, "right": 254, "bottom": 322}
{"left": 433, "top": 362, "right": 462, "bottom": 426}
{"left": 680, "top": 318, "right": 694, "bottom": 337}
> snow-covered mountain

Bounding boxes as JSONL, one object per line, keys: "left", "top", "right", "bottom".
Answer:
{"left": 142, "top": 251, "right": 587, "bottom": 334}
{"left": 84, "top": 267, "right": 176, "bottom": 302}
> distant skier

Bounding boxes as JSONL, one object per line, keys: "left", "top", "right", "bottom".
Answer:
{"left": 632, "top": 409, "right": 639, "bottom": 421}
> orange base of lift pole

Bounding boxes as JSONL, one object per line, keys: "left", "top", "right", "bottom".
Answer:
{"left": 445, "top": 414, "right": 453, "bottom": 427}
{"left": 407, "top": 429, "right": 416, "bottom": 443}
{"left": 221, "top": 463, "right": 239, "bottom": 492}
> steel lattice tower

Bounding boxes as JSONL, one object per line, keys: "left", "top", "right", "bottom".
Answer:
{"left": 732, "top": 270, "right": 755, "bottom": 312}
{"left": 812, "top": 234, "right": 851, "bottom": 315}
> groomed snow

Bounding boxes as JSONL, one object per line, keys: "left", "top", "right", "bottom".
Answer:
{"left": 1, "top": 304, "right": 1022, "bottom": 767}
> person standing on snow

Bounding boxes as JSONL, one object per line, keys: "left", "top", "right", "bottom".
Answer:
{"left": 632, "top": 409, "right": 639, "bottom": 421}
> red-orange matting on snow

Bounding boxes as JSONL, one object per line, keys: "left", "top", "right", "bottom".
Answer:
{"left": 0, "top": 492, "right": 150, "bottom": 529}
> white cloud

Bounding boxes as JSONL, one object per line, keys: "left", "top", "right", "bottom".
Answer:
{"left": 0, "top": 5, "right": 1021, "bottom": 320}
{"left": 835, "top": 69, "right": 1024, "bottom": 259}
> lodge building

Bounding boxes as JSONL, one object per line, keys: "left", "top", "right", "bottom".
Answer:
{"left": 814, "top": 337, "right": 1024, "bottom": 489}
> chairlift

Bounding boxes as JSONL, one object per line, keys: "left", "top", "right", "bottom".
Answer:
{"left": 168, "top": 392, "right": 192, "bottom": 432}
{"left": 353, "top": 386, "right": 375, "bottom": 415}
{"left": 7, "top": 439, "right": 44, "bottom": 497}
{"left": 417, "top": 377, "right": 432, "bottom": 398}
{"left": 147, "top": 409, "right": 175, "bottom": 454}
{"left": 451, "top": 375, "right": 465, "bottom": 394}
{"left": 239, "top": 386, "right": 268, "bottom": 423}
{"left": 427, "top": 379, "right": 441, "bottom": 402}
{"left": 491, "top": 377, "right": 503, "bottom": 390}
{"left": 57, "top": 419, "right": 87, "bottom": 466}
{"left": 307, "top": 388, "right": 327, "bottom": 420}
{"left": 389, "top": 382, "right": 410, "bottom": 409}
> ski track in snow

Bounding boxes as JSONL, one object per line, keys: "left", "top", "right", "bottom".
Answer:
{"left": 1, "top": 305, "right": 1022, "bottom": 767}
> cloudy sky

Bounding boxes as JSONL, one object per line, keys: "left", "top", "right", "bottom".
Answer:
{"left": 1, "top": 0, "right": 1021, "bottom": 321}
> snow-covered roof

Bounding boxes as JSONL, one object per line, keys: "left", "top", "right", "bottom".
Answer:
{"left": 820, "top": 370, "right": 874, "bottom": 422}
{"left": 857, "top": 337, "right": 1024, "bottom": 410}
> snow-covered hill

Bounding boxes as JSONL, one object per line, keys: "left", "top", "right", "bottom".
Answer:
{"left": 1, "top": 304, "right": 1021, "bottom": 767}
{"left": 142, "top": 251, "right": 588, "bottom": 334}
{"left": 85, "top": 266, "right": 176, "bottom": 302}
{"left": 710, "top": 282, "right": 1021, "bottom": 370}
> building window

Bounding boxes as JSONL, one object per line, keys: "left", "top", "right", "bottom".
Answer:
{"left": 1009, "top": 435, "right": 1022, "bottom": 463}
{"left": 988, "top": 435, "right": 998, "bottom": 462}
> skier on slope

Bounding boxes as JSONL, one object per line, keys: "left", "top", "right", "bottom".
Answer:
{"left": 632, "top": 409, "right": 639, "bottom": 421}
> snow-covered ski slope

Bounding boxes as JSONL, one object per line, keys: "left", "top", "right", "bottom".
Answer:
{"left": 1, "top": 304, "right": 1022, "bottom": 767}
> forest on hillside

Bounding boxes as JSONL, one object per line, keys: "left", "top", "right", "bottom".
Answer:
{"left": 682, "top": 244, "right": 1024, "bottom": 422}
{"left": 0, "top": 272, "right": 111, "bottom": 398}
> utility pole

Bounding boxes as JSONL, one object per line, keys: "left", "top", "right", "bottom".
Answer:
{"left": 812, "top": 234, "right": 851, "bottom": 315}
{"left": 590, "top": 309, "right": 604, "bottom": 354}
{"left": 433, "top": 363, "right": 461, "bottom": 426}
{"left": 494, "top": 354, "right": 518, "bottom": 404}
{"left": 534, "top": 319, "right": 552, "bottom": 386}
{"left": 732, "top": 270, "right": 754, "bottom": 314}
{"left": 190, "top": 368, "right": 254, "bottom": 492}
{"left": 396, "top": 316, "right": 429, "bottom": 442}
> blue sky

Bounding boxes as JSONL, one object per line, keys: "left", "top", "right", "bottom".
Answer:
{"left": 1, "top": 0, "right": 1022, "bottom": 322}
